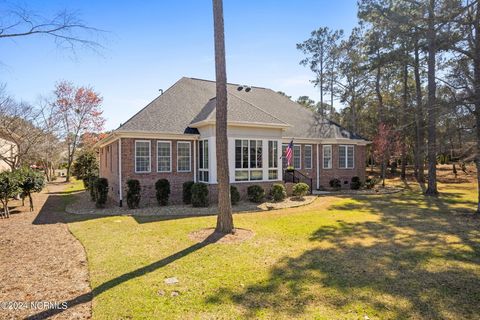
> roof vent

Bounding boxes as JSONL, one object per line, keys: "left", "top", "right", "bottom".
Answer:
{"left": 237, "top": 85, "right": 252, "bottom": 92}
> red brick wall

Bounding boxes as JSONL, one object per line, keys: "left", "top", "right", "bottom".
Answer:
{"left": 99, "top": 140, "right": 120, "bottom": 202}
{"left": 120, "top": 138, "right": 195, "bottom": 205}
{"left": 318, "top": 144, "right": 366, "bottom": 189}
{"left": 101, "top": 137, "right": 368, "bottom": 206}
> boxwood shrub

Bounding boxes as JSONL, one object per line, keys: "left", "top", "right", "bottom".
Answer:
{"left": 230, "top": 185, "right": 240, "bottom": 205}
{"left": 191, "top": 183, "right": 209, "bottom": 207}
{"left": 155, "top": 179, "right": 170, "bottom": 206}
{"left": 329, "top": 178, "right": 341, "bottom": 191}
{"left": 247, "top": 185, "right": 265, "bottom": 203}
{"left": 292, "top": 182, "right": 309, "bottom": 199}
{"left": 182, "top": 181, "right": 195, "bottom": 204}
{"left": 95, "top": 178, "right": 109, "bottom": 208}
{"left": 126, "top": 179, "right": 141, "bottom": 209}
{"left": 350, "top": 176, "right": 362, "bottom": 190}
{"left": 271, "top": 183, "right": 286, "bottom": 202}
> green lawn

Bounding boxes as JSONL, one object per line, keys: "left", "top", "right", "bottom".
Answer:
{"left": 66, "top": 179, "right": 480, "bottom": 319}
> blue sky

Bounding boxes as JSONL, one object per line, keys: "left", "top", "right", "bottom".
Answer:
{"left": 1, "top": 0, "right": 358, "bottom": 130}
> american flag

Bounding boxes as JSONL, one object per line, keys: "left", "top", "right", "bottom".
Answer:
{"left": 285, "top": 139, "right": 293, "bottom": 166}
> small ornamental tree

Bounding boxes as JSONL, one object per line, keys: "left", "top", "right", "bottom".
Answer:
{"left": 18, "top": 168, "right": 46, "bottom": 211}
{"left": 155, "top": 179, "right": 170, "bottom": 206}
{"left": 73, "top": 150, "right": 99, "bottom": 187}
{"left": 126, "top": 179, "right": 141, "bottom": 209}
{"left": 0, "top": 171, "right": 21, "bottom": 218}
{"left": 372, "top": 123, "right": 401, "bottom": 187}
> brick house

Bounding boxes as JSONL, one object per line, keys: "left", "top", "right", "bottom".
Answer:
{"left": 97, "top": 77, "right": 369, "bottom": 206}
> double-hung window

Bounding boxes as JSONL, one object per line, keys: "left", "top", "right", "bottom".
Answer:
{"left": 268, "top": 140, "right": 278, "bottom": 180}
{"left": 177, "top": 142, "right": 191, "bottom": 172}
{"left": 135, "top": 140, "right": 151, "bottom": 173}
{"left": 157, "top": 141, "right": 171, "bottom": 172}
{"left": 293, "top": 145, "right": 301, "bottom": 169}
{"left": 304, "top": 145, "right": 312, "bottom": 169}
{"left": 199, "top": 140, "right": 209, "bottom": 182}
{"left": 339, "top": 145, "right": 354, "bottom": 169}
{"left": 323, "top": 145, "right": 332, "bottom": 169}
{"left": 235, "top": 139, "right": 263, "bottom": 181}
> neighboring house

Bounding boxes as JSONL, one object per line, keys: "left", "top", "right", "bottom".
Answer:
{"left": 97, "top": 77, "right": 369, "bottom": 206}
{"left": 0, "top": 136, "right": 17, "bottom": 172}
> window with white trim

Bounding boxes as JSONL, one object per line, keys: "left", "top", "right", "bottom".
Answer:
{"left": 235, "top": 139, "right": 263, "bottom": 181}
{"left": 339, "top": 145, "right": 354, "bottom": 169}
{"left": 304, "top": 145, "right": 312, "bottom": 169}
{"left": 282, "top": 144, "right": 288, "bottom": 168}
{"left": 135, "top": 140, "right": 151, "bottom": 173}
{"left": 199, "top": 140, "right": 209, "bottom": 182}
{"left": 157, "top": 141, "right": 171, "bottom": 172}
{"left": 177, "top": 142, "right": 191, "bottom": 172}
{"left": 268, "top": 140, "right": 278, "bottom": 180}
{"left": 323, "top": 145, "right": 332, "bottom": 169}
{"left": 293, "top": 145, "right": 301, "bottom": 169}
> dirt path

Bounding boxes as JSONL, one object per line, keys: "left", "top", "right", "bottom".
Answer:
{"left": 0, "top": 182, "right": 91, "bottom": 320}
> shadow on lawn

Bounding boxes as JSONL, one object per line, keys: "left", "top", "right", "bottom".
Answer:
{"left": 206, "top": 188, "right": 480, "bottom": 319}
{"left": 25, "top": 231, "right": 224, "bottom": 320}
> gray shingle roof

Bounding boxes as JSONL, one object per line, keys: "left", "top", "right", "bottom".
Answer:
{"left": 117, "top": 77, "right": 366, "bottom": 141}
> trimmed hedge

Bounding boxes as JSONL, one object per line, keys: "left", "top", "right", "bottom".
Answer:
{"left": 247, "top": 185, "right": 265, "bottom": 203}
{"left": 365, "top": 177, "right": 376, "bottom": 189}
{"left": 350, "top": 176, "right": 362, "bottom": 190}
{"left": 271, "top": 184, "right": 286, "bottom": 202}
{"left": 191, "top": 183, "right": 209, "bottom": 207}
{"left": 292, "top": 182, "right": 309, "bottom": 199}
{"left": 126, "top": 179, "right": 141, "bottom": 209}
{"left": 182, "top": 181, "right": 195, "bottom": 204}
{"left": 155, "top": 179, "right": 170, "bottom": 206}
{"left": 230, "top": 185, "right": 240, "bottom": 205}
{"left": 329, "top": 178, "right": 341, "bottom": 191}
{"left": 89, "top": 176, "right": 98, "bottom": 201}
{"left": 95, "top": 178, "right": 109, "bottom": 208}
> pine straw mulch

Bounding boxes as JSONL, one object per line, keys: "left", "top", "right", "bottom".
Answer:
{"left": 188, "top": 228, "right": 254, "bottom": 244}
{"left": 0, "top": 182, "right": 91, "bottom": 320}
{"left": 66, "top": 192, "right": 318, "bottom": 217}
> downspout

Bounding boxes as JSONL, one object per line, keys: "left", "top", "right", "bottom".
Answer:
{"left": 316, "top": 143, "right": 320, "bottom": 190}
{"left": 118, "top": 138, "right": 123, "bottom": 207}
{"left": 193, "top": 139, "right": 197, "bottom": 182}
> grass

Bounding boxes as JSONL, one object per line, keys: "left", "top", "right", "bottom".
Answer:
{"left": 65, "top": 176, "right": 480, "bottom": 319}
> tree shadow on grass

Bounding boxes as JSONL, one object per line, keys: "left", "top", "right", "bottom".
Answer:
{"left": 25, "top": 230, "right": 225, "bottom": 320}
{"left": 206, "top": 189, "right": 480, "bottom": 319}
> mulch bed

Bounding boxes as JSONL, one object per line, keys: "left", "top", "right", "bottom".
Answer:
{"left": 66, "top": 192, "right": 318, "bottom": 217}
{"left": 188, "top": 228, "right": 255, "bottom": 244}
{"left": 0, "top": 182, "right": 91, "bottom": 320}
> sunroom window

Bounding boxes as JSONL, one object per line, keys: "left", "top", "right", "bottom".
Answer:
{"left": 235, "top": 139, "right": 263, "bottom": 181}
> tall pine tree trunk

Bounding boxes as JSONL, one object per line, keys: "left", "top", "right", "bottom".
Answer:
{"left": 401, "top": 59, "right": 408, "bottom": 180}
{"left": 414, "top": 40, "right": 425, "bottom": 183}
{"left": 212, "top": 0, "right": 234, "bottom": 233}
{"left": 425, "top": 0, "right": 438, "bottom": 196}
{"left": 474, "top": 2, "right": 480, "bottom": 214}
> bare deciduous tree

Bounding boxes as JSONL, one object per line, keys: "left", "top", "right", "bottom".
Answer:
{"left": 0, "top": 4, "right": 103, "bottom": 53}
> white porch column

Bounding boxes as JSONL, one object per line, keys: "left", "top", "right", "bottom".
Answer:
{"left": 209, "top": 136, "right": 217, "bottom": 183}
